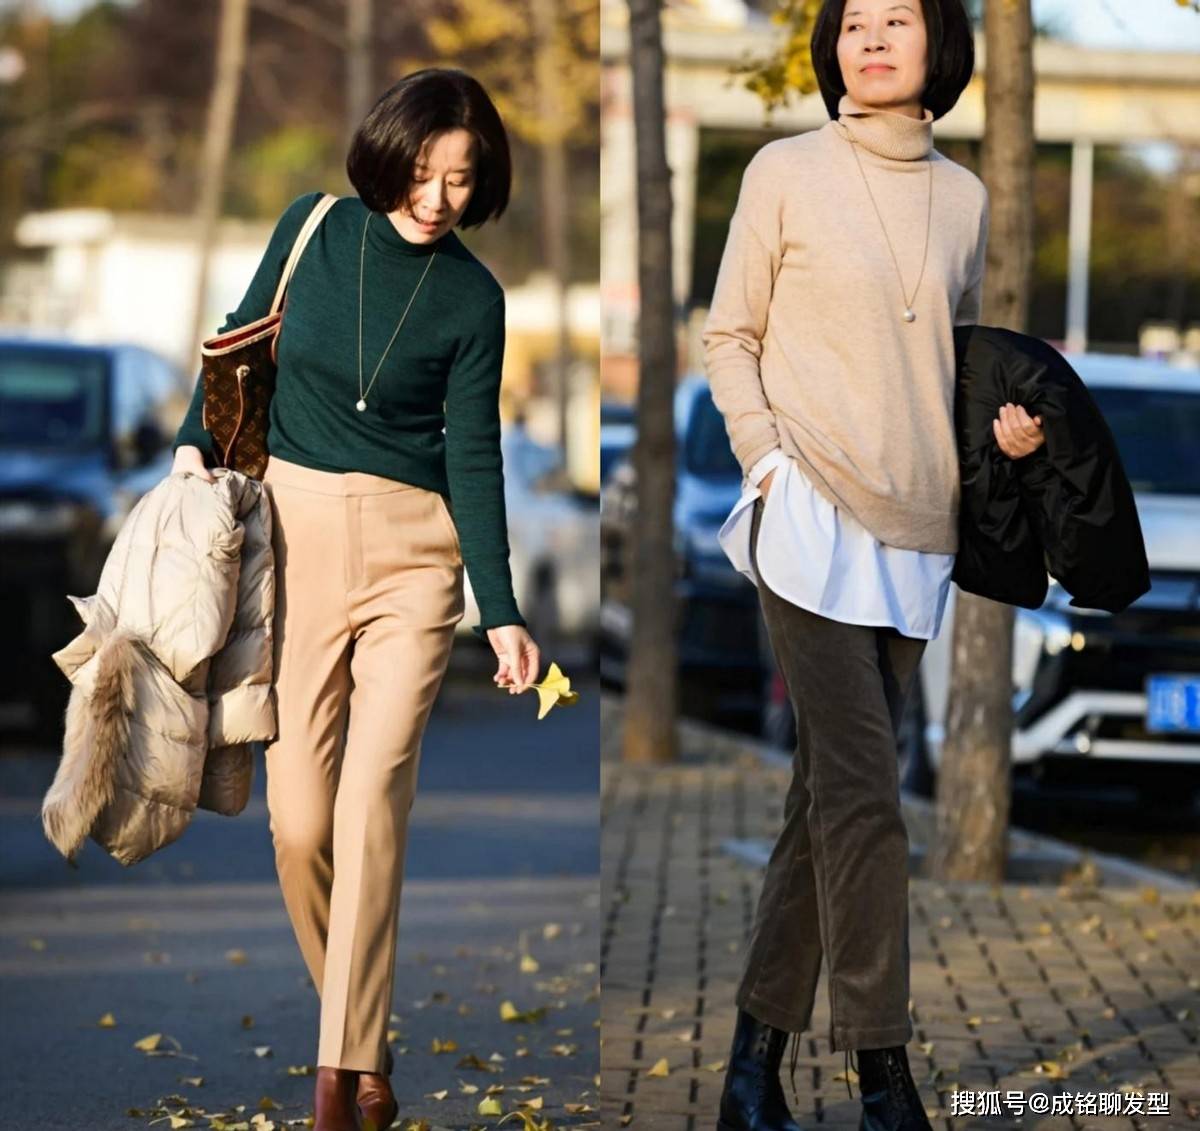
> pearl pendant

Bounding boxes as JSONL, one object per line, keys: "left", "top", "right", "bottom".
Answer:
{"left": 903, "top": 308, "right": 916, "bottom": 322}
{"left": 355, "top": 398, "right": 367, "bottom": 412}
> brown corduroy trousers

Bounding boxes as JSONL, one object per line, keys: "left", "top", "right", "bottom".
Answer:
{"left": 738, "top": 495, "right": 928, "bottom": 1052}
{"left": 261, "top": 454, "right": 464, "bottom": 1073}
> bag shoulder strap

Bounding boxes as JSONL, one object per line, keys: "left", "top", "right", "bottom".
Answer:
{"left": 268, "top": 192, "right": 339, "bottom": 315}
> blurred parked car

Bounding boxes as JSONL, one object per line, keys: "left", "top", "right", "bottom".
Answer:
{"left": 599, "top": 375, "right": 767, "bottom": 726}
{"left": 600, "top": 399, "right": 636, "bottom": 486}
{"left": 459, "top": 423, "right": 600, "bottom": 655}
{"left": 763, "top": 352, "right": 1200, "bottom": 807}
{"left": 0, "top": 334, "right": 184, "bottom": 736}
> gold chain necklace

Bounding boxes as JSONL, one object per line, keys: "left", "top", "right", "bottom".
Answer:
{"left": 845, "top": 136, "right": 933, "bottom": 323}
{"left": 356, "top": 212, "right": 438, "bottom": 411}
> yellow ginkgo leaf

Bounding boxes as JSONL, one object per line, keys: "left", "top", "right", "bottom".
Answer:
{"left": 478, "top": 1096, "right": 504, "bottom": 1116}
{"left": 498, "top": 1111, "right": 551, "bottom": 1131}
{"left": 645, "top": 1057, "right": 670, "bottom": 1078}
{"left": 499, "top": 1000, "right": 546, "bottom": 1023}
{"left": 133, "top": 1033, "right": 163, "bottom": 1052}
{"left": 522, "top": 662, "right": 582, "bottom": 719}
{"left": 97, "top": 1012, "right": 117, "bottom": 1028}
{"left": 519, "top": 954, "right": 539, "bottom": 974}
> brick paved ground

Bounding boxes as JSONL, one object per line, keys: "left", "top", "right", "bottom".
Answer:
{"left": 600, "top": 698, "right": 1200, "bottom": 1131}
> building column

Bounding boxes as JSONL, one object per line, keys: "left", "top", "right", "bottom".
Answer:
{"left": 1065, "top": 136, "right": 1094, "bottom": 354}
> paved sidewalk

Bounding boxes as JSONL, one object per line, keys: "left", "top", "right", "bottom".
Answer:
{"left": 600, "top": 697, "right": 1200, "bottom": 1131}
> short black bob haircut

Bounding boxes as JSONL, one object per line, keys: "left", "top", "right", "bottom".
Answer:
{"left": 346, "top": 67, "right": 511, "bottom": 228}
{"left": 810, "top": 0, "right": 975, "bottom": 122}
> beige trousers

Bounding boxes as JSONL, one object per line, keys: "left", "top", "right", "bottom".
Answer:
{"left": 261, "top": 454, "right": 464, "bottom": 1072}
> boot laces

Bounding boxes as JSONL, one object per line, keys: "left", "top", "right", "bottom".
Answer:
{"left": 787, "top": 1031, "right": 800, "bottom": 1109}
{"left": 844, "top": 1047, "right": 858, "bottom": 1099}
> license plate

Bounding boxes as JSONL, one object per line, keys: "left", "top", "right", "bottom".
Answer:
{"left": 1145, "top": 673, "right": 1200, "bottom": 733}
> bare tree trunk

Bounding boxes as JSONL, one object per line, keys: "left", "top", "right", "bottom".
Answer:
{"left": 532, "top": 0, "right": 572, "bottom": 463}
{"left": 187, "top": 0, "right": 250, "bottom": 366}
{"left": 345, "top": 0, "right": 373, "bottom": 152}
{"left": 932, "top": 2, "right": 1035, "bottom": 881}
{"left": 622, "top": 0, "right": 679, "bottom": 764}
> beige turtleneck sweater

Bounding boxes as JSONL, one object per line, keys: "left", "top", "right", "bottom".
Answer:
{"left": 701, "top": 92, "right": 990, "bottom": 553}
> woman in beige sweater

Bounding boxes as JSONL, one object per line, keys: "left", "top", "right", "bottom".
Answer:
{"left": 701, "top": 2, "right": 1043, "bottom": 1130}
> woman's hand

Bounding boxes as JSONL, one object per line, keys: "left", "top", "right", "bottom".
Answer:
{"left": 993, "top": 402, "right": 1045, "bottom": 460}
{"left": 172, "top": 445, "right": 215, "bottom": 482}
{"left": 487, "top": 624, "right": 540, "bottom": 694}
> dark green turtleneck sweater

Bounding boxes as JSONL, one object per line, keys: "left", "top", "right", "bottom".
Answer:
{"left": 173, "top": 191, "right": 524, "bottom": 637}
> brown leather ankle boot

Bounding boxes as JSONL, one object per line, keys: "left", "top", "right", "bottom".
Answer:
{"left": 356, "top": 1045, "right": 398, "bottom": 1131}
{"left": 315, "top": 1065, "right": 362, "bottom": 1131}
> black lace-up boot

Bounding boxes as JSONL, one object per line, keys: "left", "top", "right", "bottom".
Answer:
{"left": 854, "top": 1044, "right": 932, "bottom": 1131}
{"left": 716, "top": 1009, "right": 806, "bottom": 1131}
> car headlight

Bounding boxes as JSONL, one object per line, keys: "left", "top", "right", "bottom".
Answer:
{"left": 1013, "top": 607, "right": 1072, "bottom": 696}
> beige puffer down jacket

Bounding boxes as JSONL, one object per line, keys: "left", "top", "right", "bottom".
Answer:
{"left": 41, "top": 468, "right": 276, "bottom": 866}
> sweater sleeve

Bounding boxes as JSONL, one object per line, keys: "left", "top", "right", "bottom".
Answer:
{"left": 172, "top": 191, "right": 325, "bottom": 459}
{"left": 444, "top": 291, "right": 525, "bottom": 639}
{"left": 701, "top": 145, "right": 786, "bottom": 477}
{"left": 954, "top": 186, "right": 990, "bottom": 327}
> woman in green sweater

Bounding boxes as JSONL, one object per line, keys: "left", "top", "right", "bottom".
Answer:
{"left": 172, "top": 69, "right": 539, "bottom": 1131}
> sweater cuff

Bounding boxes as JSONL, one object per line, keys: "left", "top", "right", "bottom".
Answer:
{"left": 748, "top": 448, "right": 787, "bottom": 486}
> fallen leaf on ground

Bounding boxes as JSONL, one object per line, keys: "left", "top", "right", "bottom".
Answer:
{"left": 645, "top": 1058, "right": 669, "bottom": 1078}
{"left": 499, "top": 1000, "right": 546, "bottom": 1023}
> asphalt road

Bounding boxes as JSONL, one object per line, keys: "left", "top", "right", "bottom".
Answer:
{"left": 0, "top": 656, "right": 601, "bottom": 1131}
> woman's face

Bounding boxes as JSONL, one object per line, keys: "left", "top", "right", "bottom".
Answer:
{"left": 836, "top": 0, "right": 928, "bottom": 116}
{"left": 389, "top": 127, "right": 477, "bottom": 244}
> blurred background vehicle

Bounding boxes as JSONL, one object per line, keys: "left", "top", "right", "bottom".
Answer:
{"left": 459, "top": 422, "right": 600, "bottom": 662}
{"left": 599, "top": 374, "right": 767, "bottom": 727}
{"left": 599, "top": 398, "right": 635, "bottom": 486}
{"left": 0, "top": 333, "right": 186, "bottom": 738}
